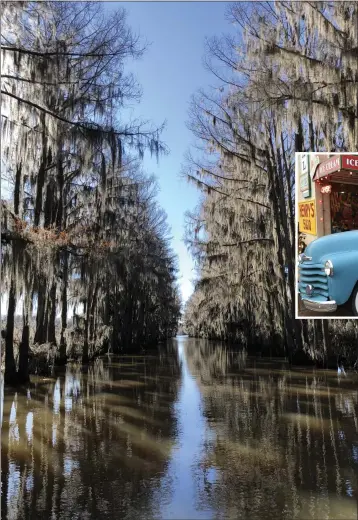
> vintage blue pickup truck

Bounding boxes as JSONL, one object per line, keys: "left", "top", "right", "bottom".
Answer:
{"left": 298, "top": 230, "right": 358, "bottom": 315}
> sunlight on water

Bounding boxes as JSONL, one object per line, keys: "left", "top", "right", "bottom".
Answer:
{"left": 53, "top": 378, "right": 61, "bottom": 414}
{"left": 1, "top": 338, "right": 358, "bottom": 519}
{"left": 25, "top": 412, "right": 33, "bottom": 442}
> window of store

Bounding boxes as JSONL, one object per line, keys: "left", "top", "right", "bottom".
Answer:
{"left": 330, "top": 183, "right": 358, "bottom": 233}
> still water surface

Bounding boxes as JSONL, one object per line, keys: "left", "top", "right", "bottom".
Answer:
{"left": 1, "top": 336, "right": 358, "bottom": 519}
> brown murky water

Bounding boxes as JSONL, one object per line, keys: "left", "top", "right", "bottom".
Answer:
{"left": 1, "top": 337, "right": 358, "bottom": 519}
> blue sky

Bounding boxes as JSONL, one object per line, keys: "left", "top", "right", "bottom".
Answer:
{"left": 104, "top": 2, "right": 234, "bottom": 303}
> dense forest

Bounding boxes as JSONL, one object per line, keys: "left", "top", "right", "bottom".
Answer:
{"left": 3, "top": 1, "right": 358, "bottom": 389}
{"left": 1, "top": 1, "right": 181, "bottom": 385}
{"left": 183, "top": 1, "right": 358, "bottom": 366}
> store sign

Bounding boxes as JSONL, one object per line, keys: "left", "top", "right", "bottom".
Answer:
{"left": 315, "top": 155, "right": 341, "bottom": 180}
{"left": 341, "top": 155, "right": 358, "bottom": 170}
{"left": 298, "top": 198, "right": 317, "bottom": 235}
{"left": 300, "top": 153, "right": 311, "bottom": 198}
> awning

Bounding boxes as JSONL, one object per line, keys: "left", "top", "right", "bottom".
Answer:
{"left": 312, "top": 154, "right": 358, "bottom": 185}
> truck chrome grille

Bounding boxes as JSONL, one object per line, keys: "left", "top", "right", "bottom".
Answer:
{"left": 298, "top": 262, "right": 329, "bottom": 298}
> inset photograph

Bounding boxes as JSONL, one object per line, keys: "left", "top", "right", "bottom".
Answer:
{"left": 296, "top": 153, "right": 358, "bottom": 318}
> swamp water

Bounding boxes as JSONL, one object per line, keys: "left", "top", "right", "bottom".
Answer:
{"left": 1, "top": 336, "right": 357, "bottom": 519}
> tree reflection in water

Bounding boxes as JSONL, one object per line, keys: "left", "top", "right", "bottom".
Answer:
{"left": 0, "top": 343, "right": 181, "bottom": 520}
{"left": 1, "top": 339, "right": 358, "bottom": 520}
{"left": 185, "top": 339, "right": 358, "bottom": 520}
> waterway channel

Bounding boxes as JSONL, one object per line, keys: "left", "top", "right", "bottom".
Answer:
{"left": 1, "top": 336, "right": 358, "bottom": 519}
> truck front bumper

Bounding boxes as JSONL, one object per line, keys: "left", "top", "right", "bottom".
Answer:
{"left": 301, "top": 298, "right": 337, "bottom": 313}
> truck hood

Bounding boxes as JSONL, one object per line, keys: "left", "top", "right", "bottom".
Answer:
{"left": 304, "top": 230, "right": 358, "bottom": 262}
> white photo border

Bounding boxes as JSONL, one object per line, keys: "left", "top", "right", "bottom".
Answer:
{"left": 295, "top": 152, "right": 358, "bottom": 320}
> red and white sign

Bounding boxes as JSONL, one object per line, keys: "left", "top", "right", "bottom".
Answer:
{"left": 314, "top": 156, "right": 341, "bottom": 180}
{"left": 341, "top": 155, "right": 358, "bottom": 171}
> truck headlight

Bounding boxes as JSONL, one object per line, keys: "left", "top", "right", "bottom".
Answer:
{"left": 324, "top": 260, "right": 334, "bottom": 276}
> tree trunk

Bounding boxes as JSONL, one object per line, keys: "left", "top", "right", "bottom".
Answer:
{"left": 58, "top": 251, "right": 68, "bottom": 365}
{"left": 43, "top": 291, "right": 49, "bottom": 342}
{"left": 83, "top": 282, "right": 93, "bottom": 364}
{"left": 56, "top": 140, "right": 64, "bottom": 229}
{"left": 266, "top": 291, "right": 275, "bottom": 357}
{"left": 280, "top": 134, "right": 295, "bottom": 252}
{"left": 18, "top": 298, "right": 30, "bottom": 384}
{"left": 313, "top": 320, "right": 323, "bottom": 365}
{"left": 34, "top": 282, "right": 47, "bottom": 344}
{"left": 272, "top": 137, "right": 303, "bottom": 356}
{"left": 14, "top": 162, "right": 23, "bottom": 217}
{"left": 322, "top": 320, "right": 332, "bottom": 367}
{"left": 266, "top": 152, "right": 295, "bottom": 357}
{"left": 89, "top": 281, "right": 99, "bottom": 342}
{"left": 34, "top": 122, "right": 48, "bottom": 227}
{"left": 4, "top": 271, "right": 18, "bottom": 385}
{"left": 47, "top": 280, "right": 57, "bottom": 345}
{"left": 44, "top": 180, "right": 55, "bottom": 228}
{"left": 301, "top": 318, "right": 310, "bottom": 347}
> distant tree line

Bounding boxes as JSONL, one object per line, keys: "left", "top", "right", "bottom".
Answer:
{"left": 183, "top": 1, "right": 358, "bottom": 366}
{"left": 1, "top": 1, "right": 180, "bottom": 385}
